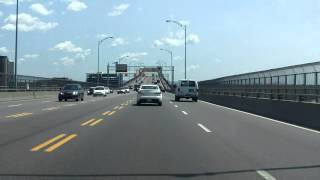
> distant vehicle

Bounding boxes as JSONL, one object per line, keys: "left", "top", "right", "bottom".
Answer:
{"left": 93, "top": 86, "right": 107, "bottom": 97}
{"left": 124, "top": 87, "right": 130, "bottom": 93}
{"left": 110, "top": 89, "right": 113, "bottom": 93}
{"left": 59, "top": 84, "right": 84, "bottom": 102}
{"left": 129, "top": 85, "right": 133, "bottom": 89}
{"left": 105, "top": 87, "right": 111, "bottom": 94}
{"left": 117, "top": 88, "right": 126, "bottom": 94}
{"left": 174, "top": 80, "right": 199, "bottom": 102}
{"left": 137, "top": 85, "right": 162, "bottom": 106}
{"left": 134, "top": 84, "right": 140, "bottom": 91}
{"left": 87, "top": 87, "right": 95, "bottom": 95}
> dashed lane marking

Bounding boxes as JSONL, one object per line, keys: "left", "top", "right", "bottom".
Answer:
{"left": 256, "top": 170, "right": 277, "bottom": 180}
{"left": 6, "top": 112, "right": 33, "bottom": 118}
{"left": 81, "top": 119, "right": 96, "bottom": 126}
{"left": 8, "top": 104, "right": 22, "bottom": 107}
{"left": 197, "top": 123, "right": 212, "bottom": 133}
{"left": 89, "top": 119, "right": 103, "bottom": 126}
{"left": 108, "top": 111, "right": 116, "bottom": 116}
{"left": 181, "top": 111, "right": 188, "bottom": 115}
{"left": 102, "top": 111, "right": 111, "bottom": 116}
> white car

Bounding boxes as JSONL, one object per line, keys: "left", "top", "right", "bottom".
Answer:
{"left": 174, "top": 80, "right": 199, "bottom": 102}
{"left": 137, "top": 85, "right": 162, "bottom": 106}
{"left": 93, "top": 86, "right": 107, "bottom": 97}
{"left": 105, "top": 87, "right": 111, "bottom": 94}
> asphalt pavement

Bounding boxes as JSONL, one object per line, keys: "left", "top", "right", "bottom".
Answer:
{"left": 0, "top": 89, "right": 319, "bottom": 179}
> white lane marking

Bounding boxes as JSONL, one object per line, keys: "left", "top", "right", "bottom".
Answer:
{"left": 181, "top": 111, "right": 188, "bottom": 115}
{"left": 42, "top": 101, "right": 51, "bottom": 103}
{"left": 199, "top": 100, "right": 320, "bottom": 135}
{"left": 197, "top": 123, "right": 212, "bottom": 132}
{"left": 169, "top": 101, "right": 173, "bottom": 104}
{"left": 63, "top": 104, "right": 77, "bottom": 107}
{"left": 174, "top": 105, "right": 178, "bottom": 108}
{"left": 256, "top": 170, "right": 276, "bottom": 180}
{"left": 8, "top": 104, "right": 22, "bottom": 107}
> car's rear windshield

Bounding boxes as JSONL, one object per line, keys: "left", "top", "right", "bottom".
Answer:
{"left": 63, "top": 85, "right": 79, "bottom": 90}
{"left": 189, "top": 81, "right": 196, "bottom": 87}
{"left": 141, "top": 86, "right": 158, "bottom": 90}
{"left": 95, "top": 87, "right": 104, "bottom": 90}
{"left": 181, "top": 81, "right": 196, "bottom": 87}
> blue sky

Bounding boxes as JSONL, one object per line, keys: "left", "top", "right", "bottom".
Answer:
{"left": 1, "top": 0, "right": 320, "bottom": 81}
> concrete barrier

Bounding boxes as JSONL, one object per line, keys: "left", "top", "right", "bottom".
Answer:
{"left": 0, "top": 91, "right": 58, "bottom": 102}
{"left": 199, "top": 94, "right": 320, "bottom": 131}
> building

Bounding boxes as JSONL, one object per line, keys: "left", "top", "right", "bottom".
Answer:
{"left": 0, "top": 56, "right": 14, "bottom": 87}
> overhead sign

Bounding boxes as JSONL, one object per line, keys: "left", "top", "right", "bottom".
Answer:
{"left": 116, "top": 64, "right": 127, "bottom": 72}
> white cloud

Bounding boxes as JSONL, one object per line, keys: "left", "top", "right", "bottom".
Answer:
{"left": 23, "top": 54, "right": 39, "bottom": 59}
{"left": 111, "top": 37, "right": 128, "bottom": 47}
{"left": 1, "top": 13, "right": 58, "bottom": 32}
{"left": 187, "top": 64, "right": 200, "bottom": 71}
{"left": 120, "top": 52, "right": 148, "bottom": 61}
{"left": 153, "top": 40, "right": 164, "bottom": 47}
{"left": 52, "top": 41, "right": 91, "bottom": 62}
{"left": 108, "top": 3, "right": 130, "bottom": 17}
{"left": 96, "top": 33, "right": 111, "bottom": 39}
{"left": 0, "top": 46, "right": 9, "bottom": 54}
{"left": 0, "top": 0, "right": 33, "bottom": 6}
{"left": 154, "top": 31, "right": 200, "bottom": 47}
{"left": 52, "top": 41, "right": 82, "bottom": 52}
{"left": 67, "top": 0, "right": 87, "bottom": 12}
{"left": 173, "top": 56, "right": 183, "bottom": 61}
{"left": 0, "top": 11, "right": 3, "bottom": 17}
{"left": 60, "top": 56, "right": 75, "bottom": 66}
{"left": 0, "top": 0, "right": 15, "bottom": 5}
{"left": 30, "top": 3, "right": 53, "bottom": 16}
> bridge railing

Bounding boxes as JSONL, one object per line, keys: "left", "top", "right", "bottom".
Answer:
{"left": 199, "top": 61, "right": 320, "bottom": 103}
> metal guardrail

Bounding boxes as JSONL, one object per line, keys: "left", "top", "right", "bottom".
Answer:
{"left": 199, "top": 62, "right": 320, "bottom": 103}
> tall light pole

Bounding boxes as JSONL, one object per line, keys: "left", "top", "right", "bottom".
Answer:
{"left": 166, "top": 20, "right": 187, "bottom": 80}
{"left": 160, "top": 48, "right": 174, "bottom": 85}
{"left": 14, "top": 0, "right": 19, "bottom": 89}
{"left": 97, "top": 36, "right": 113, "bottom": 85}
{"left": 118, "top": 55, "right": 129, "bottom": 64}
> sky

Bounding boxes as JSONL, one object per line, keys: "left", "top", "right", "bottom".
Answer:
{"left": 1, "top": 0, "right": 320, "bottom": 81}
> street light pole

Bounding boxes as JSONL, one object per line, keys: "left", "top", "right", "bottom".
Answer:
{"left": 97, "top": 36, "right": 113, "bottom": 85}
{"left": 166, "top": 20, "right": 187, "bottom": 80}
{"left": 160, "top": 48, "right": 174, "bottom": 85}
{"left": 14, "top": 0, "right": 19, "bottom": 89}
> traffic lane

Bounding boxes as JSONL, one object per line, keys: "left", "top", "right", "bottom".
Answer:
{"left": 3, "top": 94, "right": 263, "bottom": 180}
{"left": 0, "top": 93, "right": 134, "bottom": 147}
{"left": 0, "top": 94, "right": 119, "bottom": 120}
{"left": 166, "top": 95, "right": 320, "bottom": 179}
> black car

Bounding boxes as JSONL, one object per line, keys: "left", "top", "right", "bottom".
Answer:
{"left": 87, "top": 87, "right": 95, "bottom": 95}
{"left": 59, "top": 84, "right": 84, "bottom": 102}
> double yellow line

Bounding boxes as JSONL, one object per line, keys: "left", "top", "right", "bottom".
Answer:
{"left": 6, "top": 112, "right": 33, "bottom": 118}
{"left": 81, "top": 118, "right": 103, "bottom": 127}
{"left": 31, "top": 134, "right": 77, "bottom": 153}
{"left": 102, "top": 111, "right": 116, "bottom": 116}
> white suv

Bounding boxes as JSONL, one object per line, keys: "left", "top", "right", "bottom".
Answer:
{"left": 174, "top": 80, "right": 199, "bottom": 102}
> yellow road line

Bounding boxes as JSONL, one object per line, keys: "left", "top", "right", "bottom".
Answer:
{"left": 81, "top": 119, "right": 96, "bottom": 126}
{"left": 30, "top": 134, "right": 66, "bottom": 152}
{"left": 6, "top": 112, "right": 33, "bottom": 118}
{"left": 89, "top": 119, "right": 103, "bottom": 126}
{"left": 102, "top": 111, "right": 111, "bottom": 116}
{"left": 45, "top": 134, "right": 77, "bottom": 153}
{"left": 108, "top": 111, "right": 116, "bottom": 116}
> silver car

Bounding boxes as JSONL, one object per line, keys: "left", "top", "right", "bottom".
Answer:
{"left": 137, "top": 85, "right": 162, "bottom": 106}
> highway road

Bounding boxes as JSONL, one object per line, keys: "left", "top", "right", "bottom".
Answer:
{"left": 0, "top": 89, "right": 320, "bottom": 179}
